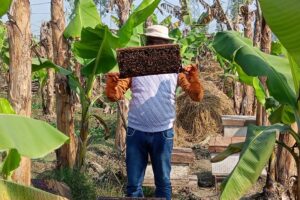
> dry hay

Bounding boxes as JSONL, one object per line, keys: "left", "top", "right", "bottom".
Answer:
{"left": 174, "top": 80, "right": 234, "bottom": 147}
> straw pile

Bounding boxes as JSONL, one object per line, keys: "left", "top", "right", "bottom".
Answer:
{"left": 174, "top": 80, "right": 234, "bottom": 146}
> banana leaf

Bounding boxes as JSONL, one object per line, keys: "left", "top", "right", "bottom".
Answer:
{"left": 118, "top": 0, "right": 161, "bottom": 46}
{"left": 235, "top": 64, "right": 266, "bottom": 104}
{"left": 0, "top": 114, "right": 69, "bottom": 158}
{"left": 0, "top": 149, "right": 20, "bottom": 178}
{"left": 213, "top": 31, "right": 297, "bottom": 109}
{"left": 0, "top": 99, "right": 68, "bottom": 177}
{"left": 32, "top": 58, "right": 72, "bottom": 76}
{"left": 74, "top": 25, "right": 119, "bottom": 75}
{"left": 180, "top": 0, "right": 192, "bottom": 25}
{"left": 0, "top": 179, "right": 68, "bottom": 200}
{"left": 64, "top": 0, "right": 101, "bottom": 38}
{"left": 211, "top": 142, "right": 244, "bottom": 163}
{"left": 0, "top": 0, "right": 12, "bottom": 17}
{"left": 269, "top": 105, "right": 295, "bottom": 125}
{"left": 0, "top": 98, "right": 15, "bottom": 114}
{"left": 259, "top": 0, "right": 300, "bottom": 96}
{"left": 220, "top": 124, "right": 289, "bottom": 200}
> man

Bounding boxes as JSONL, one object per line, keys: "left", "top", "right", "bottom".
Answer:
{"left": 105, "top": 25, "right": 203, "bottom": 200}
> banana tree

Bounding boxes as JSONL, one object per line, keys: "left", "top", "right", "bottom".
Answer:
{"left": 169, "top": 27, "right": 209, "bottom": 65}
{"left": 63, "top": 0, "right": 161, "bottom": 168}
{"left": 0, "top": 98, "right": 69, "bottom": 199}
{"left": 211, "top": 0, "right": 300, "bottom": 198}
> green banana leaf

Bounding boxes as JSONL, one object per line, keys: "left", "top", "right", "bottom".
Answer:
{"left": 220, "top": 124, "right": 289, "bottom": 200}
{"left": 150, "top": 13, "right": 158, "bottom": 25}
{"left": 180, "top": 0, "right": 192, "bottom": 25}
{"left": 0, "top": 98, "right": 18, "bottom": 178}
{"left": 0, "top": 114, "right": 69, "bottom": 158}
{"left": 75, "top": 0, "right": 160, "bottom": 75}
{"left": 269, "top": 105, "right": 295, "bottom": 125}
{"left": 118, "top": 0, "right": 161, "bottom": 46}
{"left": 0, "top": 98, "right": 15, "bottom": 114}
{"left": 64, "top": 0, "right": 101, "bottom": 38}
{"left": 0, "top": 99, "right": 68, "bottom": 178}
{"left": 211, "top": 142, "right": 244, "bottom": 163}
{"left": 236, "top": 65, "right": 266, "bottom": 104}
{"left": 0, "top": 149, "right": 21, "bottom": 178}
{"left": 0, "top": 179, "right": 68, "bottom": 200}
{"left": 0, "top": 0, "right": 12, "bottom": 17}
{"left": 125, "top": 23, "right": 144, "bottom": 47}
{"left": 169, "top": 28, "right": 182, "bottom": 41}
{"left": 271, "top": 41, "right": 283, "bottom": 56}
{"left": 32, "top": 58, "right": 72, "bottom": 76}
{"left": 74, "top": 25, "right": 119, "bottom": 75}
{"left": 160, "top": 15, "right": 172, "bottom": 27}
{"left": 259, "top": 0, "right": 300, "bottom": 95}
{"left": 213, "top": 31, "right": 297, "bottom": 109}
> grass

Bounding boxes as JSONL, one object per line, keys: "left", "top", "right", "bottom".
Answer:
{"left": 38, "top": 168, "right": 97, "bottom": 200}
{"left": 96, "top": 183, "right": 124, "bottom": 197}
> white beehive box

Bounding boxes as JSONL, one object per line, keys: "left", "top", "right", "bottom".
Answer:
{"left": 211, "top": 153, "right": 240, "bottom": 176}
{"left": 222, "top": 115, "right": 256, "bottom": 137}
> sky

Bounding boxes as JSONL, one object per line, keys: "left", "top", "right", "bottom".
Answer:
{"left": 2, "top": 0, "right": 225, "bottom": 36}
{"left": 28, "top": 0, "right": 182, "bottom": 36}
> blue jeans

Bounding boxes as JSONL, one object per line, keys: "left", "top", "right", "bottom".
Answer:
{"left": 126, "top": 127, "right": 174, "bottom": 200}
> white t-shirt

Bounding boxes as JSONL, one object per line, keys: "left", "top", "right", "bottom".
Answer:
{"left": 128, "top": 73, "right": 178, "bottom": 132}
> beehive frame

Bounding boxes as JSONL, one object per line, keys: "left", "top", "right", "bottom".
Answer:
{"left": 117, "top": 44, "right": 182, "bottom": 78}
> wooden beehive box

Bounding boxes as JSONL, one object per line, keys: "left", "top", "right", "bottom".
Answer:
{"left": 143, "top": 147, "right": 197, "bottom": 188}
{"left": 208, "top": 136, "right": 246, "bottom": 153}
{"left": 209, "top": 136, "right": 246, "bottom": 176}
{"left": 221, "top": 115, "right": 256, "bottom": 137}
{"left": 117, "top": 44, "right": 182, "bottom": 78}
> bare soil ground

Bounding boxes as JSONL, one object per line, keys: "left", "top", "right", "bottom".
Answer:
{"left": 31, "top": 136, "right": 268, "bottom": 200}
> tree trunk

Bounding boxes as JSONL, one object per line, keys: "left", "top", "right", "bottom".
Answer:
{"left": 51, "top": 0, "right": 76, "bottom": 169}
{"left": 240, "top": 3, "right": 255, "bottom": 116}
{"left": 241, "top": 85, "right": 255, "bottom": 115}
{"left": 275, "top": 123, "right": 297, "bottom": 185}
{"left": 234, "top": 81, "right": 243, "bottom": 114}
{"left": 253, "top": 0, "right": 261, "bottom": 47}
{"left": 115, "top": 100, "right": 129, "bottom": 153}
{"left": 257, "top": 17, "right": 271, "bottom": 127}
{"left": 116, "top": 0, "right": 132, "bottom": 26}
{"left": 40, "top": 22, "right": 55, "bottom": 116}
{"left": 261, "top": 18, "right": 272, "bottom": 54}
{"left": 114, "top": 0, "right": 132, "bottom": 153}
{"left": 7, "top": 0, "right": 31, "bottom": 185}
{"left": 260, "top": 17, "right": 279, "bottom": 198}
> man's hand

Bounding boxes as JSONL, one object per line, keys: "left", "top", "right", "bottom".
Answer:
{"left": 178, "top": 64, "right": 203, "bottom": 101}
{"left": 105, "top": 72, "right": 131, "bottom": 102}
{"left": 180, "top": 64, "right": 199, "bottom": 82}
{"left": 106, "top": 72, "right": 120, "bottom": 83}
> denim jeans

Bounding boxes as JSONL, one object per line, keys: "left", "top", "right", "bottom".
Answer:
{"left": 126, "top": 127, "right": 174, "bottom": 200}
